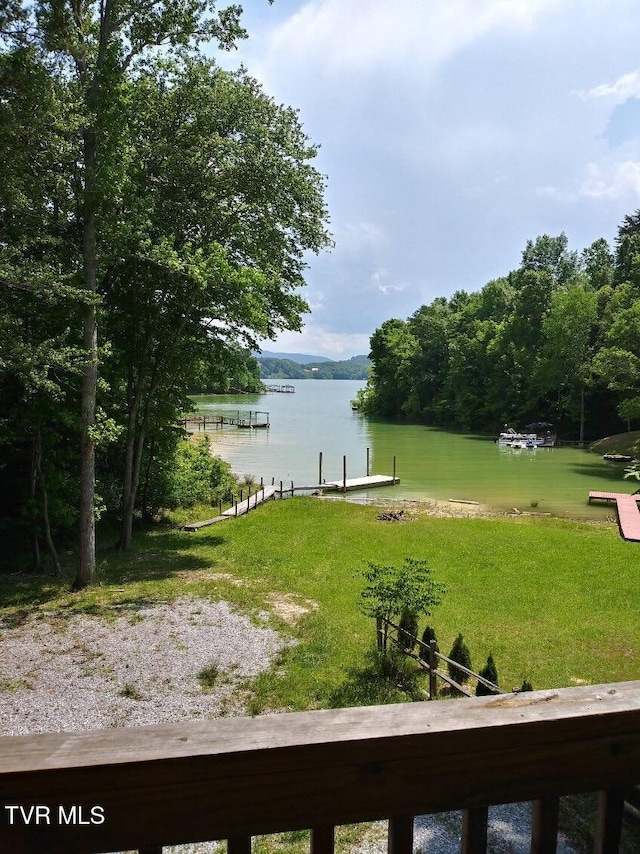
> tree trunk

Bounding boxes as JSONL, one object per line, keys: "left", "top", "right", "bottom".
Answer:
{"left": 30, "top": 435, "right": 41, "bottom": 573}
{"left": 73, "top": 128, "right": 98, "bottom": 591}
{"left": 35, "top": 428, "right": 62, "bottom": 578}
{"left": 118, "top": 395, "right": 141, "bottom": 552}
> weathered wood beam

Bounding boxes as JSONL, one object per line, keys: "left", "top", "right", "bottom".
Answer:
{"left": 1, "top": 683, "right": 639, "bottom": 853}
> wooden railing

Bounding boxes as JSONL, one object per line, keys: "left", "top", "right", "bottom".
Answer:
{"left": 1, "top": 681, "right": 640, "bottom": 853}
{"left": 379, "top": 617, "right": 505, "bottom": 698}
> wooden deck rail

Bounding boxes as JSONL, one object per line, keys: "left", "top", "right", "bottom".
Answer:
{"left": 1, "top": 682, "right": 640, "bottom": 853}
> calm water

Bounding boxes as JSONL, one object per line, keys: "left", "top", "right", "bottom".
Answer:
{"left": 192, "top": 380, "right": 625, "bottom": 519}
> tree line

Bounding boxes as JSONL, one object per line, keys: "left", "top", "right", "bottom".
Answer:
{"left": 0, "top": 1, "right": 330, "bottom": 585}
{"left": 356, "top": 222, "right": 640, "bottom": 441}
{"left": 258, "top": 354, "right": 370, "bottom": 381}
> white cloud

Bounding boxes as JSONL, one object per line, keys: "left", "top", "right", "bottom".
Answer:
{"left": 582, "top": 71, "right": 640, "bottom": 103}
{"left": 269, "top": 326, "right": 371, "bottom": 359}
{"left": 371, "top": 270, "right": 405, "bottom": 296}
{"left": 264, "top": 0, "right": 558, "bottom": 74}
{"left": 580, "top": 160, "right": 640, "bottom": 199}
{"left": 337, "top": 221, "right": 387, "bottom": 255}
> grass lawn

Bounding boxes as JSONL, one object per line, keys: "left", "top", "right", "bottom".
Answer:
{"left": 2, "top": 498, "right": 638, "bottom": 712}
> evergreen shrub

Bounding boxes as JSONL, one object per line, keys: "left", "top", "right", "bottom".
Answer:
{"left": 475, "top": 654, "right": 499, "bottom": 696}
{"left": 448, "top": 633, "right": 472, "bottom": 684}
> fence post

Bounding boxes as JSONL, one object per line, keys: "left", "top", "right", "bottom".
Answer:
{"left": 429, "top": 640, "right": 438, "bottom": 700}
{"left": 343, "top": 455, "right": 347, "bottom": 492}
{"left": 366, "top": 447, "right": 370, "bottom": 477}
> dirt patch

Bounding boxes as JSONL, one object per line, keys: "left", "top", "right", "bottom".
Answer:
{"left": 175, "top": 570, "right": 249, "bottom": 586}
{"left": 267, "top": 592, "right": 319, "bottom": 625}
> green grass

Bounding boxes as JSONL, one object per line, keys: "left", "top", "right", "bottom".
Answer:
{"left": 2, "top": 498, "right": 638, "bottom": 713}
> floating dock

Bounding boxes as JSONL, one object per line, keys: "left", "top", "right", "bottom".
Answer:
{"left": 588, "top": 491, "right": 640, "bottom": 542}
{"left": 323, "top": 475, "right": 400, "bottom": 492}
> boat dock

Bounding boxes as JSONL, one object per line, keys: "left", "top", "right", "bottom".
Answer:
{"left": 262, "top": 384, "right": 295, "bottom": 393}
{"left": 181, "top": 411, "right": 270, "bottom": 430}
{"left": 323, "top": 475, "right": 399, "bottom": 492}
{"left": 588, "top": 491, "right": 640, "bottom": 542}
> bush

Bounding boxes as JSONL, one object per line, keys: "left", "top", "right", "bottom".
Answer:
{"left": 166, "top": 437, "right": 236, "bottom": 509}
{"left": 476, "top": 654, "right": 499, "bottom": 696}
{"left": 420, "top": 624, "right": 440, "bottom": 656}
{"left": 448, "top": 633, "right": 472, "bottom": 684}
{"left": 397, "top": 607, "right": 419, "bottom": 651}
{"left": 519, "top": 679, "right": 533, "bottom": 692}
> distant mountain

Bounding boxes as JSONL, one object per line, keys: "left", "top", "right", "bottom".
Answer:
{"left": 258, "top": 350, "right": 332, "bottom": 365}
{"left": 258, "top": 354, "right": 371, "bottom": 380}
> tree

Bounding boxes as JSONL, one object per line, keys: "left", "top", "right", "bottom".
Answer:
{"left": 2, "top": 3, "right": 330, "bottom": 581}
{"left": 361, "top": 319, "right": 420, "bottom": 416}
{"left": 359, "top": 558, "right": 445, "bottom": 652}
{"left": 521, "top": 232, "right": 580, "bottom": 286}
{"left": 536, "top": 284, "right": 597, "bottom": 442}
{"left": 475, "top": 654, "right": 499, "bottom": 696}
{"left": 2, "top": 0, "right": 249, "bottom": 588}
{"left": 99, "top": 59, "right": 328, "bottom": 551}
{"left": 448, "top": 633, "right": 472, "bottom": 685}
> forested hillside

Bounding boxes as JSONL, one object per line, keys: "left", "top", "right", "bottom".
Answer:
{"left": 259, "top": 355, "right": 370, "bottom": 380}
{"left": 356, "top": 223, "right": 640, "bottom": 441}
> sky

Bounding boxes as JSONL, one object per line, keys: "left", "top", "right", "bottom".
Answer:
{"left": 213, "top": 0, "right": 640, "bottom": 359}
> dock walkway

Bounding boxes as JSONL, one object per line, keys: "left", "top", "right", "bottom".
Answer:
{"left": 182, "top": 487, "right": 276, "bottom": 531}
{"left": 588, "top": 491, "right": 640, "bottom": 542}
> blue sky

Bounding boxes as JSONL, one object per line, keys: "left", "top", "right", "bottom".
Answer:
{"left": 214, "top": 0, "right": 640, "bottom": 359}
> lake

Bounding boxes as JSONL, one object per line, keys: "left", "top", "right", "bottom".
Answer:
{"left": 192, "top": 380, "right": 625, "bottom": 519}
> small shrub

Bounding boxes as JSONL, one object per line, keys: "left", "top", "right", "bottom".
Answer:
{"left": 476, "top": 654, "right": 499, "bottom": 696}
{"left": 119, "top": 683, "right": 142, "bottom": 700}
{"left": 448, "top": 633, "right": 472, "bottom": 685}
{"left": 519, "top": 679, "right": 534, "bottom": 692}
{"left": 397, "top": 607, "right": 419, "bottom": 651}
{"left": 198, "top": 663, "right": 220, "bottom": 691}
{"left": 420, "top": 624, "right": 440, "bottom": 656}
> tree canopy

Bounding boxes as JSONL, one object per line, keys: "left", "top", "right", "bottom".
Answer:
{"left": 1, "top": 2, "right": 330, "bottom": 581}
{"left": 358, "top": 225, "right": 640, "bottom": 440}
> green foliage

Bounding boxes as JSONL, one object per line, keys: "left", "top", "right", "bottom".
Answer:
{"left": 448, "top": 633, "right": 472, "bottom": 685}
{"left": 475, "top": 654, "right": 499, "bottom": 696}
{"left": 258, "top": 355, "right": 370, "bottom": 381}
{"left": 397, "top": 607, "right": 419, "bottom": 651}
{"left": 197, "top": 663, "right": 220, "bottom": 691}
{"left": 166, "top": 438, "right": 236, "bottom": 509}
{"left": 359, "top": 223, "right": 640, "bottom": 438}
{"left": 359, "top": 557, "right": 445, "bottom": 650}
{"left": 519, "top": 679, "right": 534, "bottom": 692}
{"left": 421, "top": 624, "right": 440, "bottom": 655}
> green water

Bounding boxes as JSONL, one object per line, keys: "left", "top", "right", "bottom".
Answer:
{"left": 193, "top": 380, "right": 626, "bottom": 519}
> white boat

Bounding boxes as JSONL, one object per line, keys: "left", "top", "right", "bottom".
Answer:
{"left": 497, "top": 426, "right": 556, "bottom": 447}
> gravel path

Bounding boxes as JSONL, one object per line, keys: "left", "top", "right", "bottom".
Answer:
{"left": 0, "top": 597, "right": 580, "bottom": 853}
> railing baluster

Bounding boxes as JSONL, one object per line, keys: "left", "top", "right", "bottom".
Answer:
{"left": 594, "top": 788, "right": 625, "bottom": 854}
{"left": 531, "top": 796, "right": 559, "bottom": 853}
{"left": 462, "top": 805, "right": 488, "bottom": 853}
{"left": 388, "top": 816, "right": 414, "bottom": 854}
{"left": 311, "top": 824, "right": 335, "bottom": 854}
{"left": 228, "top": 834, "right": 252, "bottom": 854}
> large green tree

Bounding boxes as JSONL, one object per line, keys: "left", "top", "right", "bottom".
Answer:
{"left": 2, "top": 2, "right": 330, "bottom": 582}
